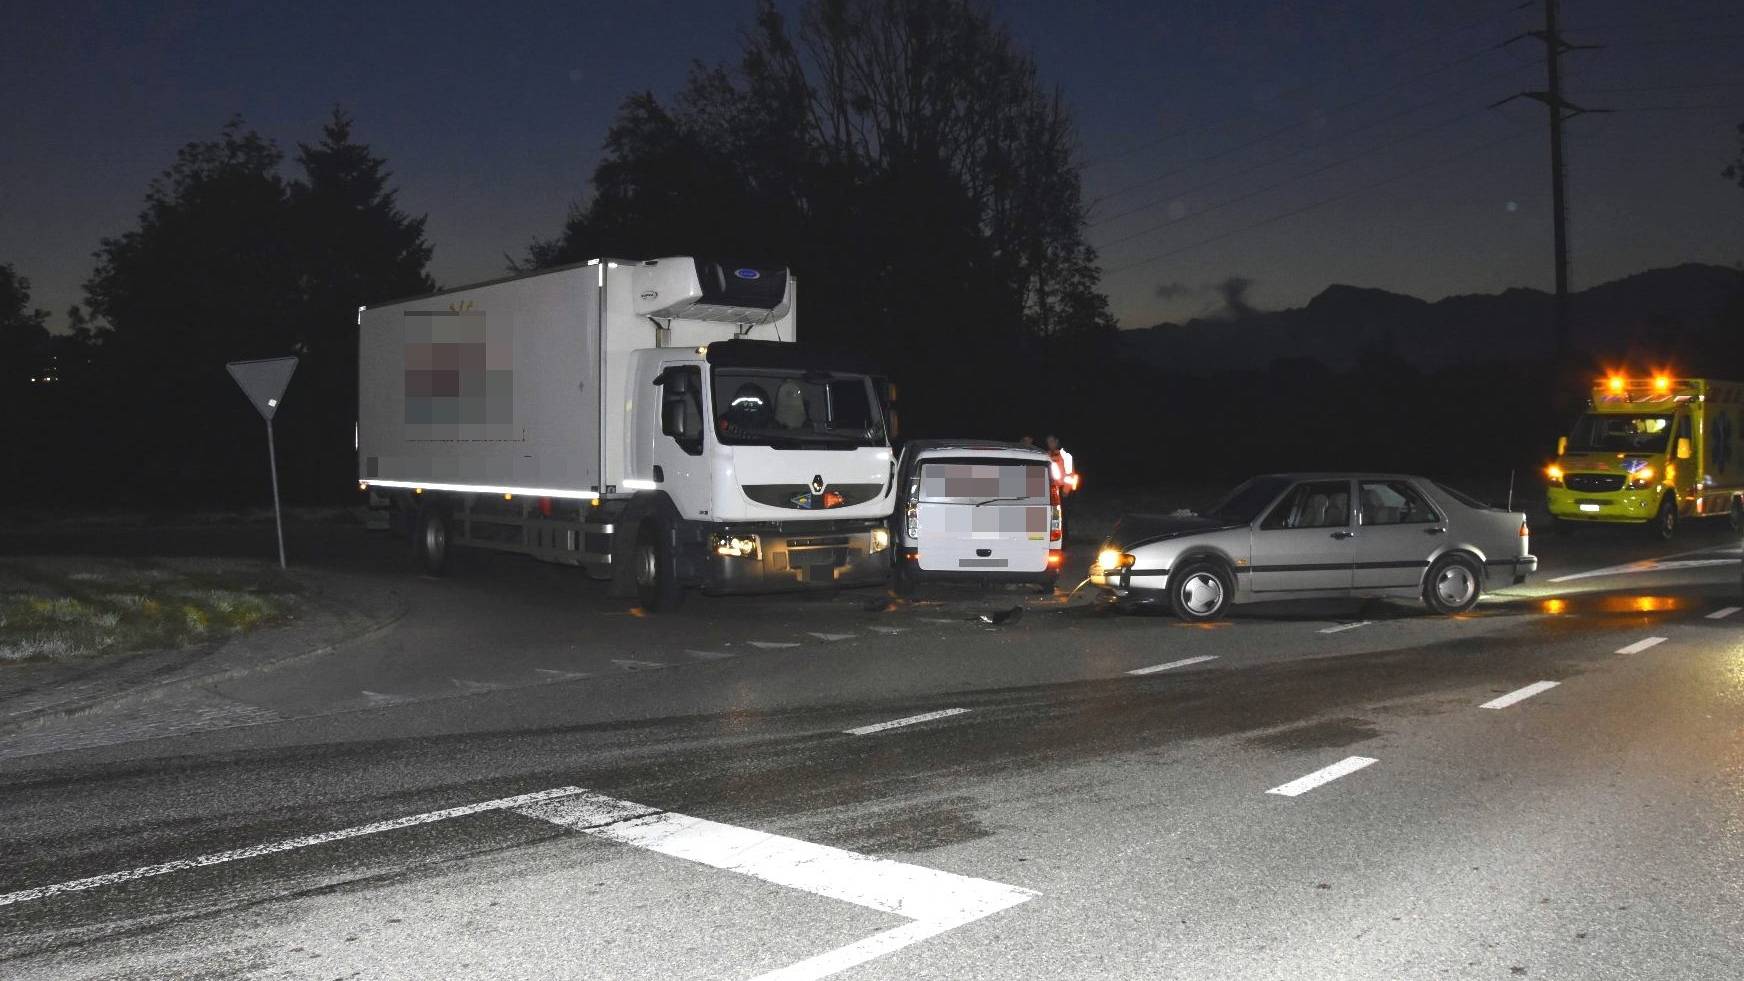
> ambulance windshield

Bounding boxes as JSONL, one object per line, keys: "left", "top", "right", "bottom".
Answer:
{"left": 1568, "top": 413, "right": 1673, "bottom": 454}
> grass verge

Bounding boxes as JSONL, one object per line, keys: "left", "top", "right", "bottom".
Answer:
{"left": 0, "top": 558, "right": 298, "bottom": 663}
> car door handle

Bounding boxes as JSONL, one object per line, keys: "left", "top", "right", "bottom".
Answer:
{"left": 1330, "top": 530, "right": 1355, "bottom": 539}
{"left": 1424, "top": 526, "right": 1446, "bottom": 535}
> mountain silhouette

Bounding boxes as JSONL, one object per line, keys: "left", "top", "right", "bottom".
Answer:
{"left": 1123, "top": 263, "right": 1744, "bottom": 371}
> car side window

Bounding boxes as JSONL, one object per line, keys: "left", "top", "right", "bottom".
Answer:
{"left": 1359, "top": 480, "right": 1440, "bottom": 525}
{"left": 1261, "top": 480, "right": 1351, "bottom": 530}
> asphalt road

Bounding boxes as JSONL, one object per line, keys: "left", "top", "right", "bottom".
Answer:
{"left": 2, "top": 515, "right": 1742, "bottom": 980}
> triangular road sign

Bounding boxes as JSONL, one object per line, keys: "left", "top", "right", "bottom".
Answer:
{"left": 226, "top": 357, "right": 298, "bottom": 421}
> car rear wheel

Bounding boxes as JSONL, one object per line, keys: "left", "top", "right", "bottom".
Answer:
{"left": 1423, "top": 553, "right": 1480, "bottom": 615}
{"left": 1170, "top": 562, "right": 1231, "bottom": 622}
{"left": 1649, "top": 494, "right": 1677, "bottom": 541}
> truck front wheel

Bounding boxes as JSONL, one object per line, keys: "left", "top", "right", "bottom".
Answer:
{"left": 633, "top": 521, "right": 685, "bottom": 613}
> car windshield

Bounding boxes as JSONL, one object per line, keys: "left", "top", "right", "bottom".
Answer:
{"left": 1567, "top": 413, "right": 1673, "bottom": 454}
{"left": 712, "top": 369, "right": 886, "bottom": 447}
{"left": 1204, "top": 476, "right": 1292, "bottom": 524}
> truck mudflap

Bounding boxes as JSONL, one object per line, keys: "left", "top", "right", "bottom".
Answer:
{"left": 701, "top": 523, "right": 891, "bottom": 594}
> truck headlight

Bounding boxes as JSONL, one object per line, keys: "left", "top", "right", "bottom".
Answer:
{"left": 713, "top": 534, "right": 760, "bottom": 558}
{"left": 871, "top": 527, "right": 890, "bottom": 553}
{"left": 1096, "top": 548, "right": 1134, "bottom": 571}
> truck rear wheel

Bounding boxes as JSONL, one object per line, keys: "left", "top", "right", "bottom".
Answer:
{"left": 414, "top": 505, "right": 450, "bottom": 576}
{"left": 633, "top": 521, "right": 684, "bottom": 613}
{"left": 1649, "top": 494, "right": 1677, "bottom": 541}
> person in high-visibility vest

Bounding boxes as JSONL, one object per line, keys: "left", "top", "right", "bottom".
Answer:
{"left": 1046, "top": 434, "right": 1078, "bottom": 542}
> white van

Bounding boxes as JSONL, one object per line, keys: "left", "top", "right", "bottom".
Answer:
{"left": 892, "top": 441, "right": 1063, "bottom": 595}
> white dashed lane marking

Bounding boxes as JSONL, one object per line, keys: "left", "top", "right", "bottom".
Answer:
{"left": 683, "top": 649, "right": 737, "bottom": 661}
{"left": 809, "top": 632, "right": 856, "bottom": 642}
{"left": 1615, "top": 637, "right": 1667, "bottom": 655}
{"left": 1127, "top": 655, "right": 1219, "bottom": 675}
{"left": 1318, "top": 620, "right": 1373, "bottom": 634}
{"left": 844, "top": 708, "right": 971, "bottom": 736}
{"left": 866, "top": 626, "right": 907, "bottom": 635}
{"left": 1707, "top": 606, "right": 1740, "bottom": 620}
{"left": 534, "top": 668, "right": 593, "bottom": 681}
{"left": 1480, "top": 680, "right": 1559, "bottom": 710}
{"left": 611, "top": 658, "right": 669, "bottom": 671}
{"left": 1266, "top": 756, "right": 1379, "bottom": 797}
{"left": 749, "top": 641, "right": 802, "bottom": 649}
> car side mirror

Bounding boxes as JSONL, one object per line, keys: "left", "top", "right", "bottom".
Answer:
{"left": 1677, "top": 437, "right": 1692, "bottom": 460}
{"left": 1556, "top": 436, "right": 1567, "bottom": 456}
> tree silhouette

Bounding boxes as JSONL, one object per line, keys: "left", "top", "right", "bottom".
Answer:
{"left": 0, "top": 264, "right": 51, "bottom": 388}
{"left": 531, "top": 0, "right": 1113, "bottom": 438}
{"left": 286, "top": 107, "right": 435, "bottom": 500}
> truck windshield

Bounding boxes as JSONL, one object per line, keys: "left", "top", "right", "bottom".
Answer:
{"left": 712, "top": 369, "right": 886, "bottom": 447}
{"left": 1568, "top": 413, "right": 1673, "bottom": 454}
{"left": 1204, "top": 476, "right": 1292, "bottom": 524}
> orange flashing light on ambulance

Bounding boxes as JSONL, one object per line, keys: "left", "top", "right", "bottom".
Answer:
{"left": 1545, "top": 375, "right": 1744, "bottom": 540}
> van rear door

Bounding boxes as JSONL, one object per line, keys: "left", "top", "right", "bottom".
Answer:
{"left": 914, "top": 458, "right": 1052, "bottom": 574}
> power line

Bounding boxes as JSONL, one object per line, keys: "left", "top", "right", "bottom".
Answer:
{"left": 1088, "top": 40, "right": 1514, "bottom": 208}
{"left": 1079, "top": 0, "right": 1524, "bottom": 170}
{"left": 1102, "top": 127, "right": 1534, "bottom": 277}
{"left": 1581, "top": 80, "right": 1742, "bottom": 94}
{"left": 1089, "top": 62, "right": 1534, "bottom": 230}
{"left": 1093, "top": 106, "right": 1496, "bottom": 253}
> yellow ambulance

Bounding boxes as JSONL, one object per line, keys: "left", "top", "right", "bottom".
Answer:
{"left": 1546, "top": 376, "right": 1744, "bottom": 539}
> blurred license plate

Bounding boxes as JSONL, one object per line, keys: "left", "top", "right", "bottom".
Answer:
{"left": 1578, "top": 503, "right": 1601, "bottom": 512}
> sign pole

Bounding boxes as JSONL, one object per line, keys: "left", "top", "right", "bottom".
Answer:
{"left": 265, "top": 417, "right": 287, "bottom": 570}
{"left": 226, "top": 356, "right": 299, "bottom": 571}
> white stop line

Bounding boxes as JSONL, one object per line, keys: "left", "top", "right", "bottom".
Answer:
{"left": 0, "top": 787, "right": 1035, "bottom": 981}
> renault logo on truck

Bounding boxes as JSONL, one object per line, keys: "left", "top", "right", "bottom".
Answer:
{"left": 811, "top": 474, "right": 826, "bottom": 493}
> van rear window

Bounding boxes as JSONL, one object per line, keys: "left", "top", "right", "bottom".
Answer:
{"left": 918, "top": 462, "right": 1048, "bottom": 503}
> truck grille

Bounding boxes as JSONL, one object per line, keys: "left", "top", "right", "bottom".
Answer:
{"left": 1566, "top": 473, "right": 1626, "bottom": 492}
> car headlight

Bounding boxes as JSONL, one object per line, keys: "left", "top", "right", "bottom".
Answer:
{"left": 1097, "top": 548, "right": 1135, "bottom": 571}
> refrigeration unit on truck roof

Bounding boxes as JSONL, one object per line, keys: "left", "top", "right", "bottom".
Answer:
{"left": 355, "top": 256, "right": 896, "bottom": 611}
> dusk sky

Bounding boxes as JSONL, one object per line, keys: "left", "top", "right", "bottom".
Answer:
{"left": 5, "top": 0, "right": 1740, "bottom": 332}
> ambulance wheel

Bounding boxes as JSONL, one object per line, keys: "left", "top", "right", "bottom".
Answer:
{"left": 414, "top": 505, "right": 450, "bottom": 576}
{"left": 1649, "top": 495, "right": 1677, "bottom": 541}
{"left": 1169, "top": 561, "right": 1231, "bottom": 622}
{"left": 1423, "top": 553, "right": 1481, "bottom": 615}
{"left": 633, "top": 520, "right": 684, "bottom": 613}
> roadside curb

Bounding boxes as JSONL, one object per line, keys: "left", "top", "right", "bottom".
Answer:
{"left": 0, "top": 571, "right": 409, "bottom": 737}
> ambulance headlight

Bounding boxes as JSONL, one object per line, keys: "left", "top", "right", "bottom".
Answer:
{"left": 1628, "top": 466, "right": 1655, "bottom": 488}
{"left": 713, "top": 534, "right": 760, "bottom": 558}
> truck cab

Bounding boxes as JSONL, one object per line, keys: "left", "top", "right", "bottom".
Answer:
{"left": 1545, "top": 376, "right": 1744, "bottom": 539}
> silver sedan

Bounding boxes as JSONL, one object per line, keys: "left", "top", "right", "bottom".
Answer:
{"left": 1090, "top": 473, "right": 1538, "bottom": 621}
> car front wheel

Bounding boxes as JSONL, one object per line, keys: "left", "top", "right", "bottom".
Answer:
{"left": 1170, "top": 561, "right": 1231, "bottom": 622}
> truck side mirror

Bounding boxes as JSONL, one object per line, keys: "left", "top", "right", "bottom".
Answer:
{"left": 1556, "top": 436, "right": 1567, "bottom": 456}
{"left": 1677, "top": 437, "right": 1692, "bottom": 460}
{"left": 662, "top": 399, "right": 689, "bottom": 437}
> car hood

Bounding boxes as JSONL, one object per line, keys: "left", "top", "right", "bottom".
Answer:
{"left": 1109, "top": 512, "right": 1244, "bottom": 549}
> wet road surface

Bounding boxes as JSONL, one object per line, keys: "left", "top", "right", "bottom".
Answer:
{"left": 2, "top": 517, "right": 1742, "bottom": 979}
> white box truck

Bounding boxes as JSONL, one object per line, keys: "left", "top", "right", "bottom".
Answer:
{"left": 357, "top": 256, "right": 897, "bottom": 610}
